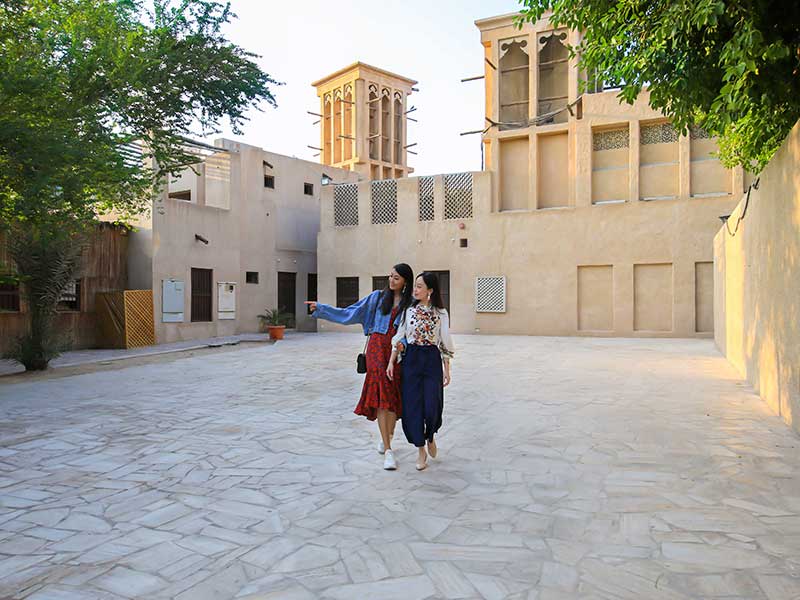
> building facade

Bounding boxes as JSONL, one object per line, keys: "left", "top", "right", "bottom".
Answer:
{"left": 129, "top": 139, "right": 356, "bottom": 344}
{"left": 315, "top": 13, "right": 746, "bottom": 337}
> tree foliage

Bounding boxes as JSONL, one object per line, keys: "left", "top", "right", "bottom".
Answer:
{"left": 4, "top": 222, "right": 86, "bottom": 370}
{"left": 518, "top": 0, "right": 800, "bottom": 172}
{"left": 1, "top": 0, "right": 279, "bottom": 227}
{"left": 0, "top": 0, "right": 279, "bottom": 369}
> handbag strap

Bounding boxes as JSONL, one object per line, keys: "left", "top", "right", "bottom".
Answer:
{"left": 362, "top": 336, "right": 369, "bottom": 353}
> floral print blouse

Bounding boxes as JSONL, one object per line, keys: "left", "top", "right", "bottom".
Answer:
{"left": 392, "top": 304, "right": 455, "bottom": 362}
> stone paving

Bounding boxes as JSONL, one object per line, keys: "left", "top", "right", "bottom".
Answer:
{"left": 0, "top": 333, "right": 271, "bottom": 377}
{"left": 1, "top": 333, "right": 800, "bottom": 599}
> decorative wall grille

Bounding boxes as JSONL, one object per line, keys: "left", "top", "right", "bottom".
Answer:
{"left": 593, "top": 128, "right": 629, "bottom": 151}
{"left": 641, "top": 123, "right": 678, "bottom": 145}
{"left": 334, "top": 183, "right": 359, "bottom": 227}
{"left": 444, "top": 172, "right": 474, "bottom": 219}
{"left": 690, "top": 126, "right": 712, "bottom": 139}
{"left": 475, "top": 276, "right": 507, "bottom": 313}
{"left": 371, "top": 179, "right": 397, "bottom": 224}
{"left": 418, "top": 176, "right": 434, "bottom": 221}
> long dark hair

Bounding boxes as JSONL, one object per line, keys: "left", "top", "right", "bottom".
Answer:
{"left": 413, "top": 271, "right": 445, "bottom": 310}
{"left": 380, "top": 263, "right": 414, "bottom": 315}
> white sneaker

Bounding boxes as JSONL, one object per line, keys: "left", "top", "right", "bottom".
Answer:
{"left": 383, "top": 449, "right": 397, "bottom": 470}
{"left": 377, "top": 440, "right": 386, "bottom": 454}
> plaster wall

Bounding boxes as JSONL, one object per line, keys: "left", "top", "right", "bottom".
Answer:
{"left": 317, "top": 169, "right": 738, "bottom": 337}
{"left": 714, "top": 121, "right": 800, "bottom": 431}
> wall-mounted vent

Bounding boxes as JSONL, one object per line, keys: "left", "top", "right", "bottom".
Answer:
{"left": 418, "top": 176, "right": 435, "bottom": 221}
{"left": 444, "top": 172, "right": 474, "bottom": 219}
{"left": 371, "top": 179, "right": 397, "bottom": 224}
{"left": 333, "top": 183, "right": 359, "bottom": 227}
{"left": 475, "top": 276, "right": 506, "bottom": 313}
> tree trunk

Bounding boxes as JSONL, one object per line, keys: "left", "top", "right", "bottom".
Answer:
{"left": 4, "top": 222, "right": 87, "bottom": 371}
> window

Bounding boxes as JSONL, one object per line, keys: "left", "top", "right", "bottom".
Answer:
{"left": 307, "top": 273, "right": 317, "bottom": 314}
{"left": 394, "top": 93, "right": 403, "bottom": 164}
{"left": 368, "top": 85, "right": 379, "bottom": 160}
{"left": 381, "top": 91, "right": 391, "bottom": 161}
{"left": 336, "top": 277, "right": 359, "bottom": 309}
{"left": 246, "top": 271, "right": 259, "bottom": 284}
{"left": 264, "top": 175, "right": 275, "bottom": 189}
{"left": 57, "top": 280, "right": 81, "bottom": 312}
{"left": 499, "top": 37, "right": 530, "bottom": 129}
{"left": 324, "top": 94, "right": 333, "bottom": 164}
{"left": 334, "top": 91, "right": 343, "bottom": 163}
{"left": 640, "top": 122, "right": 679, "bottom": 201}
{"left": 191, "top": 268, "right": 213, "bottom": 322}
{"left": 538, "top": 31, "right": 569, "bottom": 124}
{"left": 304, "top": 182, "right": 314, "bottom": 196}
{"left": 0, "top": 283, "right": 20, "bottom": 312}
{"left": 168, "top": 190, "right": 191, "bottom": 201}
{"left": 372, "top": 276, "right": 387, "bottom": 291}
{"left": 460, "top": 238, "right": 468, "bottom": 248}
{"left": 592, "top": 125, "right": 629, "bottom": 205}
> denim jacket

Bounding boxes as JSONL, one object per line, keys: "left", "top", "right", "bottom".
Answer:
{"left": 313, "top": 290, "right": 402, "bottom": 336}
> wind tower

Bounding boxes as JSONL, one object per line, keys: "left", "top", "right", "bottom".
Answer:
{"left": 312, "top": 62, "right": 417, "bottom": 180}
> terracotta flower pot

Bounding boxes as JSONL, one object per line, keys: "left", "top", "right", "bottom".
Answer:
{"left": 267, "top": 325, "right": 286, "bottom": 340}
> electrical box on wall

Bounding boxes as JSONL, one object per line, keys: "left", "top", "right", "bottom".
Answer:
{"left": 162, "top": 279, "right": 184, "bottom": 322}
{"left": 217, "top": 282, "right": 236, "bottom": 320}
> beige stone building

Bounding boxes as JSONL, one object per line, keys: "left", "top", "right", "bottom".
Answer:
{"left": 128, "top": 139, "right": 356, "bottom": 343}
{"left": 315, "top": 12, "right": 748, "bottom": 337}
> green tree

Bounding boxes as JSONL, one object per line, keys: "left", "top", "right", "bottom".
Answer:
{"left": 0, "top": 0, "right": 279, "bottom": 370}
{"left": 518, "top": 0, "right": 800, "bottom": 172}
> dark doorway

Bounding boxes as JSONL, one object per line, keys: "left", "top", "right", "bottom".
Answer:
{"left": 277, "top": 271, "right": 297, "bottom": 327}
{"left": 427, "top": 270, "right": 451, "bottom": 314}
{"left": 191, "top": 268, "right": 213, "bottom": 322}
{"left": 307, "top": 273, "right": 317, "bottom": 314}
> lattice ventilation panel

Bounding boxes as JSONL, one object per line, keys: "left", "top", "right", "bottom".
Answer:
{"left": 641, "top": 123, "right": 679, "bottom": 145}
{"left": 418, "top": 176, "right": 435, "bottom": 221}
{"left": 334, "top": 183, "right": 359, "bottom": 227}
{"left": 371, "top": 179, "right": 398, "bottom": 224}
{"left": 444, "top": 172, "right": 474, "bottom": 220}
{"left": 475, "top": 276, "right": 507, "bottom": 313}
{"left": 690, "top": 126, "right": 712, "bottom": 139}
{"left": 593, "top": 128, "right": 629, "bottom": 151}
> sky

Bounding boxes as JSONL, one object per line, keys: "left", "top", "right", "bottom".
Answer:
{"left": 205, "top": 0, "right": 522, "bottom": 176}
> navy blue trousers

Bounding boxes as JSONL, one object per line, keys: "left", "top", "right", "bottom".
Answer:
{"left": 401, "top": 344, "right": 444, "bottom": 447}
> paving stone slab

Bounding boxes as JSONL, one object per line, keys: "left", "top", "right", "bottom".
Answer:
{"left": 1, "top": 334, "right": 799, "bottom": 600}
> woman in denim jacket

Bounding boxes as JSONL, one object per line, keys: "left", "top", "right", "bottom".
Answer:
{"left": 306, "top": 263, "right": 413, "bottom": 470}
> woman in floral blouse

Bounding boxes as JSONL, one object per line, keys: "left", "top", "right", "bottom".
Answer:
{"left": 387, "top": 271, "right": 454, "bottom": 471}
{"left": 307, "top": 263, "right": 414, "bottom": 471}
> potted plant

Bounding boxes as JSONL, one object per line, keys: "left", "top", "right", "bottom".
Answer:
{"left": 258, "top": 308, "right": 291, "bottom": 340}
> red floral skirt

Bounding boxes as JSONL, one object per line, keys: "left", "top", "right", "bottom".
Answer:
{"left": 354, "top": 311, "right": 402, "bottom": 420}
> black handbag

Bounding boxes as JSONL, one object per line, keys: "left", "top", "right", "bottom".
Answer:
{"left": 356, "top": 338, "right": 369, "bottom": 374}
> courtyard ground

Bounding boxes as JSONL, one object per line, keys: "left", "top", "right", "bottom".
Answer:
{"left": 0, "top": 333, "right": 799, "bottom": 599}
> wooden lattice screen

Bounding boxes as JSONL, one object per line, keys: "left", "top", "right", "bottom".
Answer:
{"left": 123, "top": 290, "right": 155, "bottom": 348}
{"left": 96, "top": 290, "right": 155, "bottom": 349}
